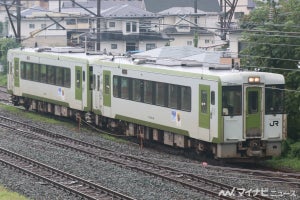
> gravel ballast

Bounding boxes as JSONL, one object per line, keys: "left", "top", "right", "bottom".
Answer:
{"left": 0, "top": 107, "right": 298, "bottom": 200}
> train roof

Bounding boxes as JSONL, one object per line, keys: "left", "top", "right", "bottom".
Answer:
{"left": 8, "top": 46, "right": 285, "bottom": 85}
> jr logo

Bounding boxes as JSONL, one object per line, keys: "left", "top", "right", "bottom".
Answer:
{"left": 270, "top": 121, "right": 279, "bottom": 126}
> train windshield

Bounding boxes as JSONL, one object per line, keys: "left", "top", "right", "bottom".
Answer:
{"left": 265, "top": 84, "right": 285, "bottom": 114}
{"left": 222, "top": 86, "right": 242, "bottom": 116}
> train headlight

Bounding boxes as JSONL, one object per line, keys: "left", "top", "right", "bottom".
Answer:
{"left": 248, "top": 77, "right": 260, "bottom": 83}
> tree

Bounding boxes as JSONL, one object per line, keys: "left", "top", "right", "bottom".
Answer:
{"left": 0, "top": 38, "right": 20, "bottom": 74}
{"left": 239, "top": 0, "right": 300, "bottom": 139}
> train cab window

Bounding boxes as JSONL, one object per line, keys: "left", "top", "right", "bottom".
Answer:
{"left": 156, "top": 82, "right": 167, "bottom": 106}
{"left": 222, "top": 86, "right": 242, "bottom": 116}
{"left": 169, "top": 84, "right": 179, "bottom": 109}
{"left": 132, "top": 79, "right": 143, "bottom": 102}
{"left": 144, "top": 80, "right": 153, "bottom": 104}
{"left": 248, "top": 91, "right": 258, "bottom": 114}
{"left": 181, "top": 86, "right": 191, "bottom": 111}
{"left": 265, "top": 85, "right": 284, "bottom": 114}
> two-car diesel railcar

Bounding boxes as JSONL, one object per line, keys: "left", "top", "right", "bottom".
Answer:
{"left": 7, "top": 46, "right": 287, "bottom": 160}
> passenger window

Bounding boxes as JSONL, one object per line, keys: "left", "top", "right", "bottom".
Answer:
{"left": 113, "top": 76, "right": 120, "bottom": 97}
{"left": 56, "top": 67, "right": 63, "bottom": 86}
{"left": 169, "top": 84, "right": 178, "bottom": 109}
{"left": 64, "top": 68, "right": 71, "bottom": 88}
{"left": 97, "top": 75, "right": 100, "bottom": 91}
{"left": 33, "top": 64, "right": 39, "bottom": 82}
{"left": 47, "top": 66, "right": 55, "bottom": 85}
{"left": 181, "top": 86, "right": 191, "bottom": 111}
{"left": 144, "top": 80, "right": 153, "bottom": 104}
{"left": 40, "top": 65, "right": 47, "bottom": 83}
{"left": 211, "top": 91, "right": 215, "bottom": 105}
{"left": 132, "top": 79, "right": 142, "bottom": 102}
{"left": 120, "top": 77, "right": 129, "bottom": 99}
{"left": 156, "top": 82, "right": 167, "bottom": 106}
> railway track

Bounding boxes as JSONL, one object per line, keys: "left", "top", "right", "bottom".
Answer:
{"left": 0, "top": 115, "right": 278, "bottom": 200}
{"left": 0, "top": 147, "right": 135, "bottom": 200}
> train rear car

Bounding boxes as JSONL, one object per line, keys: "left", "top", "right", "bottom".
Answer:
{"left": 7, "top": 47, "right": 93, "bottom": 117}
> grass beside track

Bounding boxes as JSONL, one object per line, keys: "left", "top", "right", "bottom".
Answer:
{"left": 0, "top": 73, "right": 6, "bottom": 86}
{"left": 0, "top": 103, "right": 74, "bottom": 127}
{"left": 0, "top": 185, "right": 28, "bottom": 200}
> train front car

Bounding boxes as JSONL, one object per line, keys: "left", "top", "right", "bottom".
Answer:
{"left": 218, "top": 72, "right": 286, "bottom": 160}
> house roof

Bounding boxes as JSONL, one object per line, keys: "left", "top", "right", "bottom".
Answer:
{"left": 61, "top": 0, "right": 144, "bottom": 10}
{"left": 60, "top": 2, "right": 156, "bottom": 18}
{"left": 20, "top": 6, "right": 47, "bottom": 17}
{"left": 132, "top": 46, "right": 225, "bottom": 67}
{"left": 144, "top": 0, "right": 220, "bottom": 13}
{"left": 101, "top": 4, "right": 157, "bottom": 18}
{"left": 158, "top": 7, "right": 207, "bottom": 15}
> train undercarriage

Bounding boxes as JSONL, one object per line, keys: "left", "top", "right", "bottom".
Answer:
{"left": 11, "top": 96, "right": 281, "bottom": 160}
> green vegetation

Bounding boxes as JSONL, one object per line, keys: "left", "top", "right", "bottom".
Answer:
{"left": 0, "top": 38, "right": 19, "bottom": 74}
{"left": 0, "top": 73, "right": 6, "bottom": 86}
{"left": 0, "top": 104, "right": 72, "bottom": 126}
{"left": 0, "top": 185, "right": 28, "bottom": 200}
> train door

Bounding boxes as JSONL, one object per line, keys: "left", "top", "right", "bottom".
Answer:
{"left": 13, "top": 57, "right": 20, "bottom": 88}
{"left": 75, "top": 66, "right": 83, "bottom": 106}
{"left": 92, "top": 67, "right": 103, "bottom": 113}
{"left": 102, "top": 70, "right": 111, "bottom": 116}
{"left": 244, "top": 85, "right": 263, "bottom": 138}
{"left": 7, "top": 57, "right": 15, "bottom": 91}
{"left": 199, "top": 84, "right": 210, "bottom": 140}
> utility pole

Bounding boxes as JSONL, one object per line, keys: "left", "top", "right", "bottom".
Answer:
{"left": 97, "top": 0, "right": 101, "bottom": 51}
{"left": 16, "top": 0, "right": 21, "bottom": 43}
{"left": 219, "top": 0, "right": 238, "bottom": 40}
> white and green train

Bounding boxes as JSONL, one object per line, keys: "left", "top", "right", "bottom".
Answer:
{"left": 7, "top": 46, "right": 287, "bottom": 160}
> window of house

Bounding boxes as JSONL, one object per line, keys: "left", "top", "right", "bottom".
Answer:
{"left": 66, "top": 19, "right": 76, "bottom": 25}
{"left": 146, "top": 43, "right": 156, "bottom": 51}
{"left": 126, "top": 22, "right": 131, "bottom": 32}
{"left": 111, "top": 44, "right": 117, "bottom": 49}
{"left": 109, "top": 21, "right": 115, "bottom": 28}
{"left": 29, "top": 24, "right": 35, "bottom": 29}
{"left": 41, "top": 24, "right": 46, "bottom": 29}
{"left": 187, "top": 41, "right": 193, "bottom": 46}
{"left": 132, "top": 22, "right": 137, "bottom": 32}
